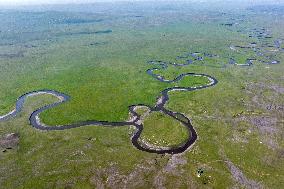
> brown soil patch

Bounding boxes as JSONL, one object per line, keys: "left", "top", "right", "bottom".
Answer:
{"left": 219, "top": 150, "right": 263, "bottom": 189}
{"left": 225, "top": 160, "right": 263, "bottom": 189}
{"left": 0, "top": 133, "right": 20, "bottom": 151}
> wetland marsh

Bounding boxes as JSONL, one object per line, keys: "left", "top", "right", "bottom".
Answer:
{"left": 0, "top": 1, "right": 283, "bottom": 188}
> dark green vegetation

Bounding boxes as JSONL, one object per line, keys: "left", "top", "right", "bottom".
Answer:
{"left": 0, "top": 1, "right": 283, "bottom": 188}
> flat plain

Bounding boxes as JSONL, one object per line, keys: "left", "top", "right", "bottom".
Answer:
{"left": 0, "top": 1, "right": 283, "bottom": 188}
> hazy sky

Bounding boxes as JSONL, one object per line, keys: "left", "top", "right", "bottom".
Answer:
{"left": 0, "top": 0, "right": 135, "bottom": 6}
{"left": 0, "top": 0, "right": 282, "bottom": 6}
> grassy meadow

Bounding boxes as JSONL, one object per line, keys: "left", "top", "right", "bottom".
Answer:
{"left": 0, "top": 1, "right": 283, "bottom": 188}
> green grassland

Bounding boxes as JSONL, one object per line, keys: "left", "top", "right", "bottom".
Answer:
{"left": 140, "top": 111, "right": 189, "bottom": 148}
{"left": 0, "top": 1, "right": 283, "bottom": 189}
